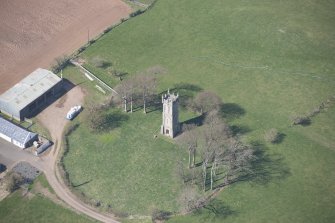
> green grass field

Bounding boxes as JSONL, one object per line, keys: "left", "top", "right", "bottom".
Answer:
{"left": 62, "top": 0, "right": 335, "bottom": 221}
{"left": 0, "top": 175, "right": 95, "bottom": 223}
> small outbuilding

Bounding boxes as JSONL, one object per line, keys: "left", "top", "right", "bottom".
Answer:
{"left": 0, "top": 68, "right": 63, "bottom": 121}
{"left": 0, "top": 117, "right": 38, "bottom": 149}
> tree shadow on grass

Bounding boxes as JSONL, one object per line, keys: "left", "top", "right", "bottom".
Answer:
{"left": 197, "top": 199, "right": 237, "bottom": 221}
{"left": 230, "top": 124, "right": 251, "bottom": 137}
{"left": 72, "top": 180, "right": 92, "bottom": 188}
{"left": 100, "top": 61, "right": 112, "bottom": 69}
{"left": 273, "top": 133, "right": 286, "bottom": 144}
{"left": 181, "top": 114, "right": 205, "bottom": 127}
{"left": 102, "top": 110, "right": 129, "bottom": 131}
{"left": 236, "top": 141, "right": 291, "bottom": 185}
{"left": 145, "top": 95, "right": 163, "bottom": 114}
{"left": 213, "top": 141, "right": 291, "bottom": 188}
{"left": 168, "top": 83, "right": 203, "bottom": 109}
{"left": 220, "top": 103, "right": 246, "bottom": 121}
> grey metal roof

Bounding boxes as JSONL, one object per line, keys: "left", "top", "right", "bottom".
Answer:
{"left": 0, "top": 68, "right": 61, "bottom": 111}
{"left": 0, "top": 117, "right": 37, "bottom": 145}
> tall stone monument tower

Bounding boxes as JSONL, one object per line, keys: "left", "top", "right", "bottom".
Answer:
{"left": 161, "top": 89, "right": 180, "bottom": 138}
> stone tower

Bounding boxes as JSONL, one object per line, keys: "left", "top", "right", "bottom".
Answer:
{"left": 161, "top": 89, "right": 180, "bottom": 138}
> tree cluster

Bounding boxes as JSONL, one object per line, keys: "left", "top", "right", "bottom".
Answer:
{"left": 114, "top": 71, "right": 161, "bottom": 114}
{"left": 177, "top": 92, "right": 255, "bottom": 212}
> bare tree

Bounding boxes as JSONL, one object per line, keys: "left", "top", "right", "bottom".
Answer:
{"left": 178, "top": 186, "right": 205, "bottom": 213}
{"left": 199, "top": 111, "right": 232, "bottom": 191}
{"left": 115, "top": 79, "right": 136, "bottom": 112}
{"left": 127, "top": 78, "right": 139, "bottom": 113}
{"left": 135, "top": 73, "right": 157, "bottom": 114}
{"left": 220, "top": 139, "right": 255, "bottom": 184}
{"left": 199, "top": 125, "right": 224, "bottom": 191}
{"left": 50, "top": 55, "right": 70, "bottom": 73}
{"left": 179, "top": 124, "right": 198, "bottom": 169}
{"left": 108, "top": 68, "right": 126, "bottom": 81}
{"left": 192, "top": 91, "right": 223, "bottom": 115}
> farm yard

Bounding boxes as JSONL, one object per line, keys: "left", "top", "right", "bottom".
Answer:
{"left": 0, "top": 0, "right": 131, "bottom": 94}
{"left": 59, "top": 0, "right": 335, "bottom": 222}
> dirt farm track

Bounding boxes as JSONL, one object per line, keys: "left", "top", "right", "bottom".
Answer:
{"left": 0, "top": 0, "right": 131, "bottom": 94}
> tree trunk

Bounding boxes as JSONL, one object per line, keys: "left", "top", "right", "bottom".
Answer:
{"left": 213, "top": 161, "right": 217, "bottom": 177}
{"left": 210, "top": 164, "right": 214, "bottom": 190}
{"left": 130, "top": 96, "right": 133, "bottom": 113}
{"left": 188, "top": 148, "right": 192, "bottom": 169}
{"left": 124, "top": 97, "right": 127, "bottom": 112}
{"left": 143, "top": 93, "right": 147, "bottom": 114}
{"left": 203, "top": 162, "right": 207, "bottom": 192}
{"left": 192, "top": 149, "right": 196, "bottom": 168}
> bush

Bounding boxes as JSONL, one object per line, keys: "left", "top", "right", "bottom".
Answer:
{"left": 111, "top": 209, "right": 129, "bottom": 218}
{"left": 51, "top": 55, "right": 70, "bottom": 73}
{"left": 291, "top": 116, "right": 311, "bottom": 126}
{"left": 151, "top": 209, "right": 171, "bottom": 222}
{"left": 87, "top": 105, "right": 128, "bottom": 132}
{"left": 308, "top": 107, "right": 321, "bottom": 117}
{"left": 264, "top": 128, "right": 280, "bottom": 143}
{"left": 130, "top": 10, "right": 143, "bottom": 17}
{"left": 77, "top": 46, "right": 87, "bottom": 54}
{"left": 91, "top": 56, "right": 110, "bottom": 68}
{"left": 4, "top": 171, "right": 24, "bottom": 192}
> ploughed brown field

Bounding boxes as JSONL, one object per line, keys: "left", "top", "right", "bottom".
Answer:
{"left": 0, "top": 0, "right": 131, "bottom": 93}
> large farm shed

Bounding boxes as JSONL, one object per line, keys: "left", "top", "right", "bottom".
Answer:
{"left": 0, "top": 117, "right": 38, "bottom": 149}
{"left": 0, "top": 68, "right": 62, "bottom": 121}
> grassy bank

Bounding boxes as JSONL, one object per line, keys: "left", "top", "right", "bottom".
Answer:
{"left": 0, "top": 175, "right": 95, "bottom": 223}
{"left": 62, "top": 0, "right": 335, "bottom": 221}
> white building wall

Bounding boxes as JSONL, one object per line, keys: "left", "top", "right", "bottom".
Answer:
{"left": 12, "top": 140, "right": 25, "bottom": 149}
{"left": 0, "top": 132, "right": 11, "bottom": 142}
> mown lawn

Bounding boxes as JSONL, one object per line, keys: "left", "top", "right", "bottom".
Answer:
{"left": 0, "top": 175, "right": 95, "bottom": 223}
{"left": 63, "top": 0, "right": 335, "bottom": 221}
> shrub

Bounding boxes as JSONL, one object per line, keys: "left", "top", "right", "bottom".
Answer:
{"left": 130, "top": 10, "right": 143, "bottom": 17}
{"left": 51, "top": 55, "right": 70, "bottom": 73}
{"left": 4, "top": 171, "right": 24, "bottom": 192}
{"left": 151, "top": 209, "right": 171, "bottom": 222}
{"left": 291, "top": 116, "right": 311, "bottom": 126}
{"left": 308, "top": 107, "right": 321, "bottom": 117}
{"left": 91, "top": 56, "right": 109, "bottom": 68}
{"left": 77, "top": 46, "right": 87, "bottom": 54}
{"left": 112, "top": 209, "right": 129, "bottom": 218}
{"left": 264, "top": 128, "right": 280, "bottom": 143}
